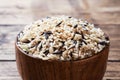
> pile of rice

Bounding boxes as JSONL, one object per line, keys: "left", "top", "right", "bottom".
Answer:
{"left": 17, "top": 15, "right": 109, "bottom": 61}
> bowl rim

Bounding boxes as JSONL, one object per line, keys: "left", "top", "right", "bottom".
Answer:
{"left": 15, "top": 32, "right": 110, "bottom": 63}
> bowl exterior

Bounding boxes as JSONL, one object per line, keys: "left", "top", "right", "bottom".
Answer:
{"left": 15, "top": 43, "right": 109, "bottom": 80}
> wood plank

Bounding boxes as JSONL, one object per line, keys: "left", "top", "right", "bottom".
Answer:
{"left": 103, "top": 77, "right": 120, "bottom": 80}
{"left": 108, "top": 51, "right": 120, "bottom": 61}
{"left": 0, "top": 0, "right": 119, "bottom": 25}
{"left": 104, "top": 62, "right": 120, "bottom": 80}
{"left": 68, "top": 0, "right": 120, "bottom": 24}
{"left": 0, "top": 61, "right": 21, "bottom": 80}
{"left": 0, "top": 0, "right": 74, "bottom": 25}
{"left": 0, "top": 25, "right": 24, "bottom": 60}
{"left": 0, "top": 61, "right": 119, "bottom": 80}
{"left": 0, "top": 77, "right": 21, "bottom": 80}
{"left": 0, "top": 0, "right": 33, "bottom": 25}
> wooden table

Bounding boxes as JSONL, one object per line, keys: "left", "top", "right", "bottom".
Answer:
{"left": 0, "top": 0, "right": 120, "bottom": 80}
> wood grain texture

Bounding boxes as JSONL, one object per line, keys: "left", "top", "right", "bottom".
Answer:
{"left": 0, "top": 25, "right": 24, "bottom": 60}
{"left": 0, "top": 0, "right": 119, "bottom": 24}
{"left": 0, "top": 61, "right": 119, "bottom": 80}
{"left": 15, "top": 44, "right": 109, "bottom": 80}
{"left": 0, "top": 0, "right": 120, "bottom": 80}
{"left": 0, "top": 62, "right": 21, "bottom": 80}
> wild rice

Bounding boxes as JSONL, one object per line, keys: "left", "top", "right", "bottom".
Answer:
{"left": 17, "top": 15, "right": 109, "bottom": 61}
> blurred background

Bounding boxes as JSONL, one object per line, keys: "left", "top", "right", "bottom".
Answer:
{"left": 0, "top": 0, "right": 120, "bottom": 80}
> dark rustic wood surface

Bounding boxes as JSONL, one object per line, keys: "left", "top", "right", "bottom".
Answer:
{"left": 0, "top": 0, "right": 120, "bottom": 80}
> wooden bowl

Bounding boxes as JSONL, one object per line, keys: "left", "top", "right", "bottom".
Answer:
{"left": 15, "top": 40, "right": 110, "bottom": 80}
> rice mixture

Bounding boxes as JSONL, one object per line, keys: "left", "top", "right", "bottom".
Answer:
{"left": 17, "top": 15, "right": 109, "bottom": 61}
